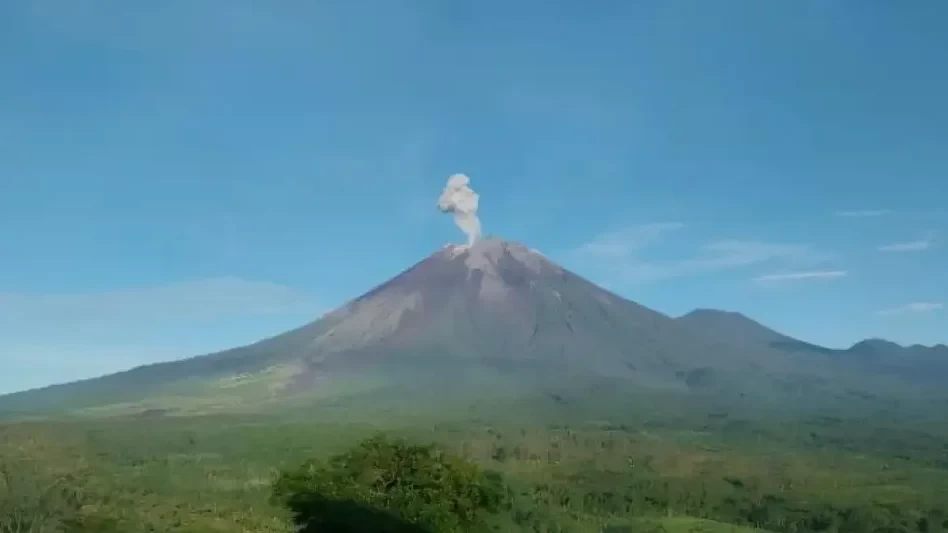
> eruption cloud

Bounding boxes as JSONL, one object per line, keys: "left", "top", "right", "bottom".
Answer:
{"left": 438, "top": 173, "right": 481, "bottom": 246}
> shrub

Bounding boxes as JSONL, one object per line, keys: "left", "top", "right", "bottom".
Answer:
{"left": 272, "top": 434, "right": 509, "bottom": 533}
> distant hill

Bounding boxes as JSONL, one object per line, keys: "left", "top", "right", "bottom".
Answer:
{"left": 843, "top": 338, "right": 948, "bottom": 385}
{"left": 676, "top": 309, "right": 790, "bottom": 344}
{"left": 676, "top": 309, "right": 947, "bottom": 385}
{"left": 676, "top": 309, "right": 835, "bottom": 355}
{"left": 0, "top": 238, "right": 944, "bottom": 418}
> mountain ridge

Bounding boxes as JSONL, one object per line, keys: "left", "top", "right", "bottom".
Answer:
{"left": 676, "top": 308, "right": 948, "bottom": 354}
{"left": 0, "top": 238, "right": 944, "bottom": 416}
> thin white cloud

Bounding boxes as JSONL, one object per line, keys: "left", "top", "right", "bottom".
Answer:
{"left": 694, "top": 240, "right": 835, "bottom": 269}
{"left": 876, "top": 302, "right": 943, "bottom": 317}
{"left": 752, "top": 271, "right": 848, "bottom": 283}
{"left": 836, "top": 209, "right": 892, "bottom": 218}
{"left": 24, "top": 1, "right": 333, "bottom": 54}
{"left": 0, "top": 344, "right": 192, "bottom": 395}
{"left": 0, "top": 277, "right": 320, "bottom": 326}
{"left": 574, "top": 222, "right": 685, "bottom": 259}
{"left": 570, "top": 224, "right": 837, "bottom": 285}
{"left": 878, "top": 236, "right": 934, "bottom": 253}
{"left": 0, "top": 278, "right": 322, "bottom": 393}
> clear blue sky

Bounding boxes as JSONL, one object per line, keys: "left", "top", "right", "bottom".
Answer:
{"left": 1, "top": 1, "right": 946, "bottom": 394}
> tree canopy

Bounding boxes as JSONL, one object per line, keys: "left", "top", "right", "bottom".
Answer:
{"left": 272, "top": 434, "right": 509, "bottom": 533}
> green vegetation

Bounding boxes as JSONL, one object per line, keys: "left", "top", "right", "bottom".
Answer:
{"left": 273, "top": 434, "right": 507, "bottom": 532}
{"left": 2, "top": 398, "right": 947, "bottom": 532}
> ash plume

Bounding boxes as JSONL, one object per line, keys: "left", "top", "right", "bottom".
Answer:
{"left": 437, "top": 174, "right": 481, "bottom": 246}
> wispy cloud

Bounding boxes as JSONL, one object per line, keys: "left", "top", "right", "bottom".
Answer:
{"left": 752, "top": 271, "right": 847, "bottom": 283}
{"left": 0, "top": 277, "right": 321, "bottom": 330}
{"left": 574, "top": 222, "right": 685, "bottom": 259}
{"left": 876, "top": 302, "right": 944, "bottom": 317}
{"left": 695, "top": 240, "right": 834, "bottom": 269}
{"left": 878, "top": 233, "right": 935, "bottom": 253}
{"left": 0, "top": 344, "right": 195, "bottom": 395}
{"left": 836, "top": 209, "right": 892, "bottom": 218}
{"left": 23, "top": 2, "right": 338, "bottom": 54}
{"left": 0, "top": 277, "right": 322, "bottom": 393}
{"left": 570, "top": 224, "right": 837, "bottom": 285}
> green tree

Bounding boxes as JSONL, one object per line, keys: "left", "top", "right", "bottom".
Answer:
{"left": 272, "top": 434, "right": 509, "bottom": 533}
{"left": 0, "top": 460, "right": 82, "bottom": 533}
{"left": 839, "top": 505, "right": 896, "bottom": 533}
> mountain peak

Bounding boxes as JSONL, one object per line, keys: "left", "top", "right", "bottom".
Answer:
{"left": 677, "top": 308, "right": 788, "bottom": 344}
{"left": 438, "top": 238, "right": 556, "bottom": 277}
{"left": 849, "top": 338, "right": 903, "bottom": 354}
{"left": 680, "top": 308, "right": 752, "bottom": 321}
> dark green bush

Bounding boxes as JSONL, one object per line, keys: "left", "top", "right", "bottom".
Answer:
{"left": 272, "top": 434, "right": 509, "bottom": 533}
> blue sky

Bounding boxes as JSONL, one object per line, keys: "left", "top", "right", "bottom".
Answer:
{"left": 1, "top": 1, "right": 946, "bottom": 394}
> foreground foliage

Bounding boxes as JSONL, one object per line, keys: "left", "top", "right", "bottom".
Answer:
{"left": 0, "top": 461, "right": 80, "bottom": 533}
{"left": 273, "top": 434, "right": 508, "bottom": 532}
{"left": 2, "top": 402, "right": 948, "bottom": 532}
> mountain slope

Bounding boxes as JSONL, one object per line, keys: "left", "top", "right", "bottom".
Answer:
{"left": 0, "top": 239, "right": 943, "bottom": 418}
{"left": 0, "top": 239, "right": 769, "bottom": 415}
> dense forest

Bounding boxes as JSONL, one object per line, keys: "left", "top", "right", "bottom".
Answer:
{"left": 2, "top": 409, "right": 946, "bottom": 533}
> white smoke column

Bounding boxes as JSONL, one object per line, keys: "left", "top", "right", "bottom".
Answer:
{"left": 438, "top": 173, "right": 481, "bottom": 246}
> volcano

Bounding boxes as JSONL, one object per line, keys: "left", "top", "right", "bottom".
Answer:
{"left": 269, "top": 238, "right": 755, "bottom": 379}
{"left": 0, "top": 238, "right": 941, "bottom": 418}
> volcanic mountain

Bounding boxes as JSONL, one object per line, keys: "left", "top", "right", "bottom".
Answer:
{"left": 0, "top": 238, "right": 942, "bottom": 417}
{"left": 273, "top": 239, "right": 763, "bottom": 379}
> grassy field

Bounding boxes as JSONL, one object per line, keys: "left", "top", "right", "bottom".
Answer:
{"left": 2, "top": 392, "right": 947, "bottom": 532}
